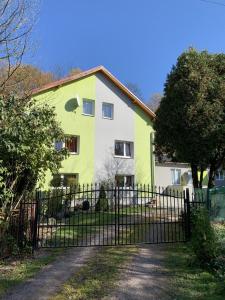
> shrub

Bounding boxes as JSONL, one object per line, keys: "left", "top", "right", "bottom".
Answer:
{"left": 0, "top": 233, "right": 19, "bottom": 258}
{"left": 46, "top": 190, "right": 63, "bottom": 219}
{"left": 190, "top": 206, "right": 218, "bottom": 266}
{"left": 82, "top": 200, "right": 90, "bottom": 211}
{"left": 95, "top": 185, "right": 109, "bottom": 212}
{"left": 0, "top": 217, "right": 31, "bottom": 257}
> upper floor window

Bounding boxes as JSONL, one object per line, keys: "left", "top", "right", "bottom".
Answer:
{"left": 215, "top": 170, "right": 224, "bottom": 181}
{"left": 83, "top": 99, "right": 94, "bottom": 116}
{"left": 171, "top": 169, "right": 181, "bottom": 185}
{"left": 102, "top": 102, "right": 113, "bottom": 119}
{"left": 115, "top": 141, "right": 133, "bottom": 158}
{"left": 65, "top": 136, "right": 79, "bottom": 154}
{"left": 55, "top": 136, "right": 79, "bottom": 154}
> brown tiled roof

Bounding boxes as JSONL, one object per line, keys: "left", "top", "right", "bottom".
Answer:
{"left": 32, "top": 65, "right": 155, "bottom": 119}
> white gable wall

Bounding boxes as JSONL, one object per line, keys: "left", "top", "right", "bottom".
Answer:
{"left": 94, "top": 73, "right": 135, "bottom": 182}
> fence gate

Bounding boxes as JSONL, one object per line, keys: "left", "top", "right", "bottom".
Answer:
{"left": 32, "top": 185, "right": 190, "bottom": 249}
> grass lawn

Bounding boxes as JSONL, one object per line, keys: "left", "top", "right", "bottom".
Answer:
{"left": 0, "top": 249, "right": 62, "bottom": 297}
{"left": 165, "top": 224, "right": 225, "bottom": 300}
{"left": 51, "top": 245, "right": 137, "bottom": 300}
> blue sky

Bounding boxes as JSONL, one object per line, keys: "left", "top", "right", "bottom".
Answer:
{"left": 26, "top": 0, "right": 225, "bottom": 102}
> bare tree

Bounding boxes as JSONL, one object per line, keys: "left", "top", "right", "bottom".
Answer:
{"left": 103, "top": 157, "right": 129, "bottom": 182}
{"left": 147, "top": 93, "right": 162, "bottom": 112}
{"left": 52, "top": 65, "right": 82, "bottom": 80}
{"left": 0, "top": 64, "right": 55, "bottom": 97}
{"left": 125, "top": 82, "right": 143, "bottom": 100}
{"left": 68, "top": 67, "right": 82, "bottom": 76}
{"left": 96, "top": 149, "right": 131, "bottom": 183}
{"left": 0, "top": 0, "right": 39, "bottom": 91}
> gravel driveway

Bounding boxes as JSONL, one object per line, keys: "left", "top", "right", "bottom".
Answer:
{"left": 105, "top": 244, "right": 172, "bottom": 300}
{"left": 2, "top": 246, "right": 98, "bottom": 300}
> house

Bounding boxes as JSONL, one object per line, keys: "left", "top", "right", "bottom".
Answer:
{"left": 155, "top": 156, "right": 193, "bottom": 193}
{"left": 215, "top": 169, "right": 225, "bottom": 187}
{"left": 32, "top": 66, "right": 155, "bottom": 188}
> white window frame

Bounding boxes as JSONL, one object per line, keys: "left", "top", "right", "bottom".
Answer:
{"left": 102, "top": 102, "right": 114, "bottom": 119}
{"left": 55, "top": 135, "right": 79, "bottom": 155}
{"left": 114, "top": 141, "right": 133, "bottom": 158}
{"left": 82, "top": 99, "right": 95, "bottom": 116}
{"left": 215, "top": 170, "right": 224, "bottom": 181}
{"left": 171, "top": 168, "right": 181, "bottom": 185}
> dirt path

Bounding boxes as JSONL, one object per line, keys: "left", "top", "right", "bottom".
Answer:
{"left": 105, "top": 244, "right": 172, "bottom": 300}
{"left": 3, "top": 222, "right": 173, "bottom": 300}
{"left": 2, "top": 246, "right": 97, "bottom": 300}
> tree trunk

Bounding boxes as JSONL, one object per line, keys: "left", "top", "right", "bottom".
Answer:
{"left": 191, "top": 163, "right": 199, "bottom": 188}
{"left": 208, "top": 163, "right": 216, "bottom": 189}
{"left": 199, "top": 166, "right": 204, "bottom": 189}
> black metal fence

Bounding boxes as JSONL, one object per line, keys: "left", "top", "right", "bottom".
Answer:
{"left": 8, "top": 185, "right": 212, "bottom": 251}
{"left": 29, "top": 184, "right": 190, "bottom": 249}
{"left": 16, "top": 199, "right": 37, "bottom": 249}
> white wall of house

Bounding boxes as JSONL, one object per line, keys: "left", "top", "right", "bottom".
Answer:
{"left": 94, "top": 73, "right": 135, "bottom": 182}
{"left": 215, "top": 169, "right": 225, "bottom": 187}
{"left": 155, "top": 162, "right": 193, "bottom": 192}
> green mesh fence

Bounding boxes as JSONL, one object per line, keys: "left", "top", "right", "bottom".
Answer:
{"left": 193, "top": 188, "right": 208, "bottom": 202}
{"left": 209, "top": 187, "right": 225, "bottom": 222}
{"left": 193, "top": 187, "right": 225, "bottom": 221}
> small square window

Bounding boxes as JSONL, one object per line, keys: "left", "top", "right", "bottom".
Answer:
{"left": 102, "top": 102, "right": 113, "bottom": 119}
{"left": 83, "top": 99, "right": 94, "bottom": 116}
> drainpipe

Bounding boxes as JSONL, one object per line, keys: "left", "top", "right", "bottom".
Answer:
{"left": 150, "top": 132, "right": 155, "bottom": 186}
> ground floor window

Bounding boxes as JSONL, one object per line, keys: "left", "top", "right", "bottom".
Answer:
{"left": 51, "top": 173, "right": 79, "bottom": 187}
{"left": 115, "top": 175, "right": 134, "bottom": 187}
{"left": 171, "top": 169, "right": 181, "bottom": 185}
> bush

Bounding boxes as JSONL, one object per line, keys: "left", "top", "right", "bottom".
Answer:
{"left": 46, "top": 190, "right": 63, "bottom": 219}
{"left": 0, "top": 217, "right": 31, "bottom": 258}
{"left": 95, "top": 185, "right": 109, "bottom": 212}
{"left": 82, "top": 200, "right": 90, "bottom": 211}
{"left": 0, "top": 233, "right": 19, "bottom": 258}
{"left": 190, "top": 206, "right": 218, "bottom": 266}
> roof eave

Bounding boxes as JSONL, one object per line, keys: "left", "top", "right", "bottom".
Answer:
{"left": 32, "top": 66, "right": 156, "bottom": 120}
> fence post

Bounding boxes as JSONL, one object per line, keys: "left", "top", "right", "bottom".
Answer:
{"left": 32, "top": 190, "right": 39, "bottom": 253}
{"left": 117, "top": 186, "right": 120, "bottom": 245}
{"left": 114, "top": 186, "right": 117, "bottom": 245}
{"left": 185, "top": 188, "right": 191, "bottom": 241}
{"left": 18, "top": 200, "right": 25, "bottom": 250}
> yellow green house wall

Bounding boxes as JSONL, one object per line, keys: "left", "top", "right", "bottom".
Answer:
{"left": 33, "top": 75, "right": 96, "bottom": 188}
{"left": 134, "top": 106, "right": 155, "bottom": 185}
